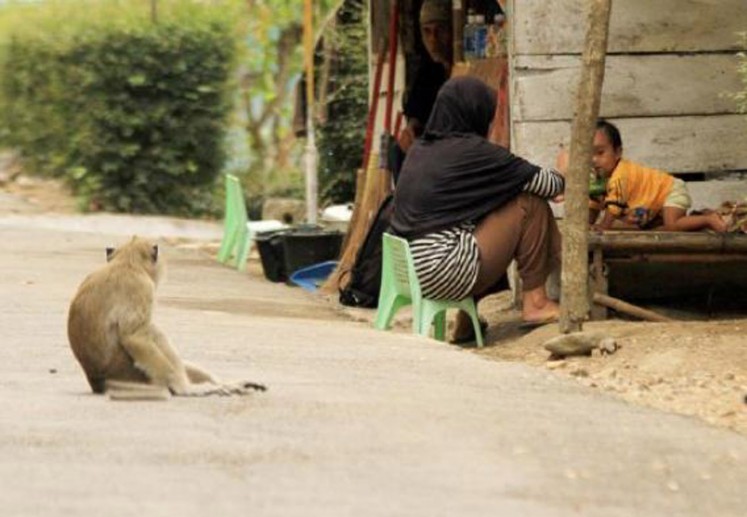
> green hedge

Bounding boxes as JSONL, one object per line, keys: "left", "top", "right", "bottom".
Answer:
{"left": 317, "top": 0, "right": 368, "bottom": 205}
{"left": 1, "top": 12, "right": 237, "bottom": 215}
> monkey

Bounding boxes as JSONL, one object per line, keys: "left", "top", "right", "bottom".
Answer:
{"left": 67, "top": 236, "right": 266, "bottom": 397}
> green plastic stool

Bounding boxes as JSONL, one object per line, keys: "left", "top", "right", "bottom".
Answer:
{"left": 217, "top": 174, "right": 250, "bottom": 271}
{"left": 217, "top": 174, "right": 288, "bottom": 272}
{"left": 374, "top": 233, "right": 484, "bottom": 347}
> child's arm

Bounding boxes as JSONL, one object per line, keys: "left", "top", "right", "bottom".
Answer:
{"left": 594, "top": 209, "right": 643, "bottom": 231}
{"left": 595, "top": 210, "right": 617, "bottom": 230}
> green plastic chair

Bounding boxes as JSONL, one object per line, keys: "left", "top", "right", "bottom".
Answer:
{"left": 217, "top": 174, "right": 250, "bottom": 271}
{"left": 217, "top": 174, "right": 287, "bottom": 272}
{"left": 374, "top": 233, "right": 484, "bottom": 347}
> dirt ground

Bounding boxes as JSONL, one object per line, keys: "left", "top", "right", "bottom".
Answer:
{"left": 2, "top": 169, "right": 745, "bottom": 438}
{"left": 474, "top": 293, "right": 747, "bottom": 437}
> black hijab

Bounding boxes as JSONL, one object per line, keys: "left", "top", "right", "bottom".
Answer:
{"left": 391, "top": 76, "right": 539, "bottom": 238}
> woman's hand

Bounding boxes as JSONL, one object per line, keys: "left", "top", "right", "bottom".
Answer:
{"left": 398, "top": 125, "right": 416, "bottom": 153}
{"left": 397, "top": 119, "right": 423, "bottom": 153}
{"left": 555, "top": 145, "right": 569, "bottom": 175}
{"left": 551, "top": 145, "right": 568, "bottom": 203}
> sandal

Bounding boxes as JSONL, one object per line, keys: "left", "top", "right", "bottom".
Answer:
{"left": 451, "top": 317, "right": 488, "bottom": 345}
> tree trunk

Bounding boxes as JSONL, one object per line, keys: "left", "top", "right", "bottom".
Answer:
{"left": 560, "top": 0, "right": 613, "bottom": 333}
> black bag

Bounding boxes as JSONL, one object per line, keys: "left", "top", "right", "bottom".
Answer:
{"left": 339, "top": 194, "right": 395, "bottom": 308}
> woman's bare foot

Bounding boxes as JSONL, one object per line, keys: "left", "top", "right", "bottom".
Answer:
{"left": 522, "top": 286, "right": 560, "bottom": 323}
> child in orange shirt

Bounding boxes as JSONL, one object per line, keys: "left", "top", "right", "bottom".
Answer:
{"left": 590, "top": 120, "right": 727, "bottom": 232}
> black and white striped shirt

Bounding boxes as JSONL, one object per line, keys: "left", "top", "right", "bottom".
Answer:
{"left": 409, "top": 167, "right": 563, "bottom": 300}
{"left": 523, "top": 167, "right": 565, "bottom": 198}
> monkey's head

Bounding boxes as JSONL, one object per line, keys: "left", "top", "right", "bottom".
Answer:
{"left": 106, "top": 237, "right": 164, "bottom": 284}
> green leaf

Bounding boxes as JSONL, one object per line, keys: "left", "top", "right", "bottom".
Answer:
{"left": 127, "top": 73, "right": 147, "bottom": 86}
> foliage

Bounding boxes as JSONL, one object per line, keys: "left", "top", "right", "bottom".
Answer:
{"left": 0, "top": 1, "right": 242, "bottom": 215}
{"left": 0, "top": 0, "right": 365, "bottom": 215}
{"left": 316, "top": 0, "right": 368, "bottom": 205}
{"left": 236, "top": 0, "right": 345, "bottom": 203}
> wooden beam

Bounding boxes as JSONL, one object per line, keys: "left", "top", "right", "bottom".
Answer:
{"left": 512, "top": 54, "right": 742, "bottom": 121}
{"left": 587, "top": 231, "right": 747, "bottom": 254}
{"left": 592, "top": 292, "right": 674, "bottom": 322}
{"left": 605, "top": 254, "right": 747, "bottom": 263}
{"left": 512, "top": 115, "right": 747, "bottom": 175}
{"left": 513, "top": 0, "right": 747, "bottom": 55}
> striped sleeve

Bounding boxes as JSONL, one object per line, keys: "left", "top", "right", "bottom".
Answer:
{"left": 522, "top": 167, "right": 565, "bottom": 198}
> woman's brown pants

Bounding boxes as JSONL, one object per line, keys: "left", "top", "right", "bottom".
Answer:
{"left": 471, "top": 193, "right": 561, "bottom": 298}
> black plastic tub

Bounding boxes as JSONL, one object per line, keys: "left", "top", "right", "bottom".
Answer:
{"left": 255, "top": 229, "right": 291, "bottom": 282}
{"left": 281, "top": 225, "right": 343, "bottom": 278}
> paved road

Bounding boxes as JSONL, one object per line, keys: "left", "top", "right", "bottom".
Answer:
{"left": 0, "top": 213, "right": 745, "bottom": 517}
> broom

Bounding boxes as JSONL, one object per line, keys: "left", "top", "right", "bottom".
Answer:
{"left": 322, "top": 1, "right": 399, "bottom": 294}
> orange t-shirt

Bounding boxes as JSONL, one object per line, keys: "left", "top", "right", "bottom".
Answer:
{"left": 604, "top": 159, "right": 674, "bottom": 227}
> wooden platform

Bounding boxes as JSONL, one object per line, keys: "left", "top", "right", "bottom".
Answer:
{"left": 588, "top": 231, "right": 747, "bottom": 319}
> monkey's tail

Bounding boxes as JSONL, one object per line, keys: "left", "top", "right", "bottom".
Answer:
{"left": 105, "top": 379, "right": 171, "bottom": 401}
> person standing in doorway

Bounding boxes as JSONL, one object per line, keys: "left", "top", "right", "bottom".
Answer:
{"left": 398, "top": 0, "right": 453, "bottom": 153}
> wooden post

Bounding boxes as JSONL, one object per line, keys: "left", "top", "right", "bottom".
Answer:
{"left": 559, "top": 0, "right": 612, "bottom": 333}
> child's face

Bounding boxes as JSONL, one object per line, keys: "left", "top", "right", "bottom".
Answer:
{"left": 592, "top": 129, "right": 622, "bottom": 178}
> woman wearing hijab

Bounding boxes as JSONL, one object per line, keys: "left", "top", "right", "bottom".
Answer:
{"left": 391, "top": 76, "right": 564, "bottom": 342}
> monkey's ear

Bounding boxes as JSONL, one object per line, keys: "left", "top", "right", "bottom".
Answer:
{"left": 105, "top": 247, "right": 115, "bottom": 262}
{"left": 151, "top": 245, "right": 159, "bottom": 262}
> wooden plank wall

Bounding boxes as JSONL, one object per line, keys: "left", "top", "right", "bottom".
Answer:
{"left": 507, "top": 0, "right": 747, "bottom": 177}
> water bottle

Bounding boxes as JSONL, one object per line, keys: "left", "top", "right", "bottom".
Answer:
{"left": 485, "top": 14, "right": 504, "bottom": 58}
{"left": 474, "top": 14, "right": 487, "bottom": 59}
{"left": 463, "top": 10, "right": 476, "bottom": 61}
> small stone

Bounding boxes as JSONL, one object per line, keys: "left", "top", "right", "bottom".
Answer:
{"left": 542, "top": 332, "right": 605, "bottom": 358}
{"left": 667, "top": 480, "right": 680, "bottom": 492}
{"left": 48, "top": 368, "right": 57, "bottom": 374}
{"left": 724, "top": 373, "right": 735, "bottom": 381}
{"left": 601, "top": 368, "right": 617, "bottom": 379}
{"left": 570, "top": 368, "right": 589, "bottom": 378}
{"left": 546, "top": 360, "right": 567, "bottom": 370}
{"left": 598, "top": 337, "right": 619, "bottom": 355}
